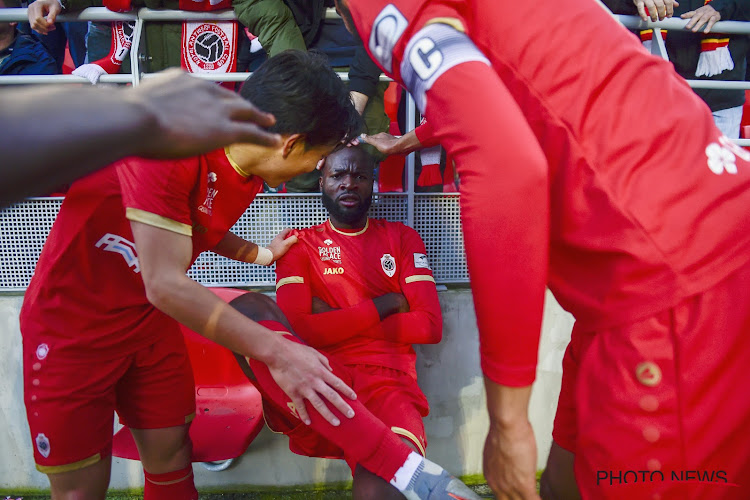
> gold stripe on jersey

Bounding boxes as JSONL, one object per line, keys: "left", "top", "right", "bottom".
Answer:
{"left": 405, "top": 275, "right": 436, "bottom": 284}
{"left": 126, "top": 208, "right": 192, "bottom": 236}
{"left": 426, "top": 17, "right": 465, "bottom": 33}
{"left": 225, "top": 147, "right": 251, "bottom": 177}
{"left": 327, "top": 218, "right": 369, "bottom": 236}
{"left": 391, "top": 426, "right": 426, "bottom": 456}
{"left": 36, "top": 452, "right": 101, "bottom": 474}
{"left": 277, "top": 276, "right": 304, "bottom": 290}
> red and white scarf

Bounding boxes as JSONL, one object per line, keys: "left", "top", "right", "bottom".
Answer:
{"left": 638, "top": 0, "right": 733, "bottom": 77}
{"left": 73, "top": 0, "right": 238, "bottom": 86}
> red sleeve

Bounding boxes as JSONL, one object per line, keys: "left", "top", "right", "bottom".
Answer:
{"left": 349, "top": 2, "right": 549, "bottom": 386}
{"left": 414, "top": 118, "right": 440, "bottom": 149}
{"left": 275, "top": 241, "right": 381, "bottom": 348}
{"left": 117, "top": 156, "right": 199, "bottom": 235}
{"left": 362, "top": 225, "right": 442, "bottom": 344}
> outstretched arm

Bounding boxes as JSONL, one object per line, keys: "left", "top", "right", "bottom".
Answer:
{"left": 0, "top": 70, "right": 281, "bottom": 207}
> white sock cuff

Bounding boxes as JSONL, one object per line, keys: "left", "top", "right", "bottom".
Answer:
{"left": 390, "top": 451, "right": 424, "bottom": 492}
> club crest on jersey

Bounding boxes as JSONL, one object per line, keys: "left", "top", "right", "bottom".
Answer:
{"left": 323, "top": 267, "right": 345, "bottom": 275}
{"left": 318, "top": 245, "right": 341, "bottom": 264}
{"left": 35, "top": 433, "right": 51, "bottom": 458}
{"left": 95, "top": 233, "right": 140, "bottom": 273}
{"left": 381, "top": 253, "right": 396, "bottom": 277}
{"left": 199, "top": 171, "right": 218, "bottom": 215}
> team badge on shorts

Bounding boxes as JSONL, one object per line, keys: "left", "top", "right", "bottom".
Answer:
{"left": 35, "top": 433, "right": 51, "bottom": 458}
{"left": 381, "top": 253, "right": 396, "bottom": 277}
{"left": 36, "top": 343, "right": 49, "bottom": 360}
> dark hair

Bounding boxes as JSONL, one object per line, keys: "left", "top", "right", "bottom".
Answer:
{"left": 239, "top": 50, "right": 362, "bottom": 149}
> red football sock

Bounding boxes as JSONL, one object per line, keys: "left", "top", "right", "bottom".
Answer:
{"left": 143, "top": 465, "right": 198, "bottom": 500}
{"left": 251, "top": 320, "right": 412, "bottom": 481}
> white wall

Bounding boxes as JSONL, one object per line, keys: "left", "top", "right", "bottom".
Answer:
{"left": 0, "top": 289, "right": 574, "bottom": 490}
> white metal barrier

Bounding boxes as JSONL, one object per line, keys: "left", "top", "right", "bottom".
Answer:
{"left": 2, "top": 11, "right": 750, "bottom": 289}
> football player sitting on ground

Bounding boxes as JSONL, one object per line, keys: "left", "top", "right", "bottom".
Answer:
{"left": 227, "top": 145, "right": 480, "bottom": 500}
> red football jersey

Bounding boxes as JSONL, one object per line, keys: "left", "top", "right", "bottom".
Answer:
{"left": 275, "top": 218, "right": 442, "bottom": 377}
{"left": 347, "top": 0, "right": 750, "bottom": 385}
{"left": 21, "top": 149, "right": 263, "bottom": 356}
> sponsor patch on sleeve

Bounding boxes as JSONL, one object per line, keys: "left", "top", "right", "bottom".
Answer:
{"left": 414, "top": 253, "right": 431, "bottom": 270}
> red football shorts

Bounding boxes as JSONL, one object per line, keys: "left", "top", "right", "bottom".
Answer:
{"left": 23, "top": 320, "right": 196, "bottom": 473}
{"left": 552, "top": 262, "right": 750, "bottom": 499}
{"left": 263, "top": 363, "right": 429, "bottom": 472}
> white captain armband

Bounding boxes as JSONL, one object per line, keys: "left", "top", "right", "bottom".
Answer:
{"left": 400, "top": 23, "right": 491, "bottom": 113}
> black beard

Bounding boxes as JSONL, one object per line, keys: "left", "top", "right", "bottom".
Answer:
{"left": 321, "top": 190, "right": 371, "bottom": 225}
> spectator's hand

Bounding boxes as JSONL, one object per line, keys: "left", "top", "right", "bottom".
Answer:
{"left": 131, "top": 69, "right": 282, "bottom": 158}
{"left": 268, "top": 228, "right": 298, "bottom": 262}
{"left": 311, "top": 297, "right": 335, "bottom": 313}
{"left": 484, "top": 418, "right": 541, "bottom": 500}
{"left": 28, "top": 0, "right": 62, "bottom": 35}
{"left": 265, "top": 338, "right": 356, "bottom": 426}
{"left": 682, "top": 4, "right": 720, "bottom": 33}
{"left": 634, "top": 0, "right": 679, "bottom": 22}
{"left": 72, "top": 63, "right": 107, "bottom": 85}
{"left": 359, "top": 132, "right": 402, "bottom": 156}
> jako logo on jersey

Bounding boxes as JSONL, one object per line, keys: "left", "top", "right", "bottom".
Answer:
{"left": 95, "top": 233, "right": 140, "bottom": 273}
{"left": 369, "top": 4, "right": 408, "bottom": 73}
{"left": 381, "top": 254, "right": 396, "bottom": 277}
{"left": 318, "top": 246, "right": 341, "bottom": 264}
{"left": 324, "top": 267, "right": 345, "bottom": 275}
{"left": 36, "top": 433, "right": 51, "bottom": 458}
{"left": 36, "top": 343, "right": 49, "bottom": 361}
{"left": 198, "top": 171, "right": 218, "bottom": 215}
{"left": 706, "top": 135, "right": 750, "bottom": 175}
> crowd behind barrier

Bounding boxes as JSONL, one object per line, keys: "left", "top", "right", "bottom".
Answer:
{"left": 2, "top": 10, "right": 750, "bottom": 290}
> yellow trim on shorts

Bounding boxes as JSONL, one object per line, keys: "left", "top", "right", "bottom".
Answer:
{"left": 36, "top": 453, "right": 101, "bottom": 474}
{"left": 276, "top": 276, "right": 304, "bottom": 290}
{"left": 126, "top": 208, "right": 192, "bottom": 236}
{"left": 405, "top": 275, "right": 436, "bottom": 284}
{"left": 426, "top": 17, "right": 465, "bottom": 33}
{"left": 225, "top": 147, "right": 251, "bottom": 177}
{"left": 185, "top": 412, "right": 196, "bottom": 424}
{"left": 392, "top": 426, "right": 425, "bottom": 457}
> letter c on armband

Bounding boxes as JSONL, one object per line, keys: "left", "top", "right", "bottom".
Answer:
{"left": 399, "top": 23, "right": 491, "bottom": 113}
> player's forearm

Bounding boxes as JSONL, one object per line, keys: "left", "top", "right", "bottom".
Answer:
{"left": 422, "top": 61, "right": 548, "bottom": 387}
{"left": 212, "top": 232, "right": 261, "bottom": 263}
{"left": 286, "top": 299, "right": 382, "bottom": 347}
{"left": 0, "top": 86, "right": 156, "bottom": 206}
{"left": 484, "top": 377, "right": 533, "bottom": 429}
{"left": 367, "top": 310, "right": 442, "bottom": 344}
{"left": 146, "top": 272, "right": 282, "bottom": 364}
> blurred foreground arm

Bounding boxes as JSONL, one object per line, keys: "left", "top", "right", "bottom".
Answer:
{"left": 0, "top": 69, "right": 281, "bottom": 207}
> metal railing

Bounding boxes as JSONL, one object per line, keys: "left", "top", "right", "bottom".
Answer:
{"left": 3, "top": 11, "right": 750, "bottom": 290}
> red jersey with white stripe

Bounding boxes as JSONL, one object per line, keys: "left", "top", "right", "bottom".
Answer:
{"left": 20, "top": 149, "right": 263, "bottom": 357}
{"left": 347, "top": 0, "right": 750, "bottom": 385}
{"left": 275, "top": 218, "right": 441, "bottom": 377}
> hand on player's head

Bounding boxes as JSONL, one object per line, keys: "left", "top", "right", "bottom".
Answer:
{"left": 132, "top": 70, "right": 282, "bottom": 158}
